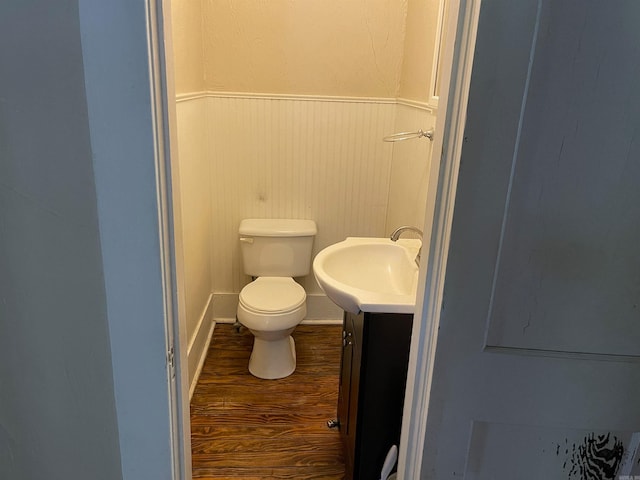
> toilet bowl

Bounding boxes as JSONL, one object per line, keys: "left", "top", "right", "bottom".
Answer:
{"left": 237, "top": 277, "right": 307, "bottom": 379}
{"left": 236, "top": 218, "right": 317, "bottom": 379}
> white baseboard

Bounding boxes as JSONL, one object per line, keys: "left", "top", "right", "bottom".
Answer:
{"left": 212, "top": 292, "right": 343, "bottom": 324}
{"left": 188, "top": 294, "right": 215, "bottom": 399}
{"left": 300, "top": 318, "right": 343, "bottom": 325}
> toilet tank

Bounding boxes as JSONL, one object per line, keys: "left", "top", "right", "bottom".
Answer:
{"left": 239, "top": 219, "right": 317, "bottom": 277}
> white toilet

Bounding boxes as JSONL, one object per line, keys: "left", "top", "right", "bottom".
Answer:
{"left": 237, "top": 218, "right": 317, "bottom": 379}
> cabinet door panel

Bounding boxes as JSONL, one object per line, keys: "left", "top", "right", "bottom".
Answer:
{"left": 338, "top": 322, "right": 352, "bottom": 435}
{"left": 340, "top": 312, "right": 413, "bottom": 480}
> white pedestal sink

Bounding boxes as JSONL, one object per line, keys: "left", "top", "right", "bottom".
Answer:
{"left": 312, "top": 237, "right": 420, "bottom": 314}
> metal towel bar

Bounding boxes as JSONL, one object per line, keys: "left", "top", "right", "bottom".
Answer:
{"left": 383, "top": 128, "right": 434, "bottom": 142}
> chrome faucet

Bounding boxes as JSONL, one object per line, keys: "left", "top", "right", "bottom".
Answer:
{"left": 390, "top": 226, "right": 423, "bottom": 267}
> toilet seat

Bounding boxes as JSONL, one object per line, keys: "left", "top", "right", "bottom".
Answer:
{"left": 239, "top": 277, "right": 306, "bottom": 314}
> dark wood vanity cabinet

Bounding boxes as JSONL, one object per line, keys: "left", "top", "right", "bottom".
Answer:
{"left": 337, "top": 311, "right": 413, "bottom": 480}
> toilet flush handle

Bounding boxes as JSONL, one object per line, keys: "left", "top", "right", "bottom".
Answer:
{"left": 239, "top": 237, "right": 254, "bottom": 244}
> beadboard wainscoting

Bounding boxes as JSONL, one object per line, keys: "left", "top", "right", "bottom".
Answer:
{"left": 175, "top": 92, "right": 436, "bottom": 339}
{"left": 205, "top": 94, "right": 397, "bottom": 295}
{"left": 174, "top": 96, "right": 215, "bottom": 392}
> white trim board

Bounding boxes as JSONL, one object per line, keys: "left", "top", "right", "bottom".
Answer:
{"left": 175, "top": 91, "right": 208, "bottom": 103}
{"left": 186, "top": 293, "right": 214, "bottom": 354}
{"left": 396, "top": 97, "right": 436, "bottom": 113}
{"left": 176, "top": 91, "right": 435, "bottom": 113}
{"left": 177, "top": 91, "right": 397, "bottom": 105}
{"left": 188, "top": 321, "right": 214, "bottom": 400}
{"left": 188, "top": 320, "right": 215, "bottom": 400}
{"left": 187, "top": 293, "right": 214, "bottom": 399}
{"left": 398, "top": 1, "right": 481, "bottom": 479}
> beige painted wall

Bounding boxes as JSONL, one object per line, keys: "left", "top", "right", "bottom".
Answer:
{"left": 171, "top": 0, "right": 205, "bottom": 94}
{"left": 172, "top": 0, "right": 441, "bottom": 100}
{"left": 398, "top": 0, "right": 440, "bottom": 102}
{"left": 202, "top": 0, "right": 408, "bottom": 97}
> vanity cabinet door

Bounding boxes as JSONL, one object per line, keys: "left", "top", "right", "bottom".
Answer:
{"left": 340, "top": 311, "right": 413, "bottom": 480}
{"left": 337, "top": 313, "right": 356, "bottom": 472}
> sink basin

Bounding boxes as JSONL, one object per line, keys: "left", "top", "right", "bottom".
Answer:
{"left": 313, "top": 237, "right": 420, "bottom": 314}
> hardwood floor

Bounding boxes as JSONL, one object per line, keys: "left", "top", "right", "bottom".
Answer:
{"left": 191, "top": 323, "right": 345, "bottom": 480}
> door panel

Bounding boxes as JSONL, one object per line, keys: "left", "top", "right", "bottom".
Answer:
{"left": 485, "top": 0, "right": 640, "bottom": 357}
{"left": 464, "top": 423, "right": 639, "bottom": 479}
{"left": 422, "top": 0, "right": 640, "bottom": 478}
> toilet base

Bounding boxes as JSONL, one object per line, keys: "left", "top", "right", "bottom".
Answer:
{"left": 248, "top": 333, "right": 296, "bottom": 379}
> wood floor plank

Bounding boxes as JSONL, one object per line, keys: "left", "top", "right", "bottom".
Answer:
{"left": 195, "top": 371, "right": 339, "bottom": 386}
{"left": 193, "top": 465, "right": 345, "bottom": 480}
{"left": 191, "top": 423, "right": 337, "bottom": 439}
{"left": 191, "top": 324, "right": 345, "bottom": 479}
{"left": 190, "top": 410, "right": 337, "bottom": 427}
{"left": 192, "top": 435, "right": 342, "bottom": 457}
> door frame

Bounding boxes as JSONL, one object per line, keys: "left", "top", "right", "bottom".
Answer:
{"left": 398, "top": 1, "right": 481, "bottom": 478}
{"left": 149, "top": 1, "right": 483, "bottom": 479}
{"left": 147, "top": 0, "right": 193, "bottom": 478}
{"left": 78, "top": 0, "right": 191, "bottom": 478}
{"left": 149, "top": 0, "right": 193, "bottom": 478}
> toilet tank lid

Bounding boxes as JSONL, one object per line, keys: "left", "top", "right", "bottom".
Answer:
{"left": 239, "top": 219, "right": 317, "bottom": 237}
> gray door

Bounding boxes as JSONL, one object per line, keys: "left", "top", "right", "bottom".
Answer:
{"left": 422, "top": 1, "right": 640, "bottom": 478}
